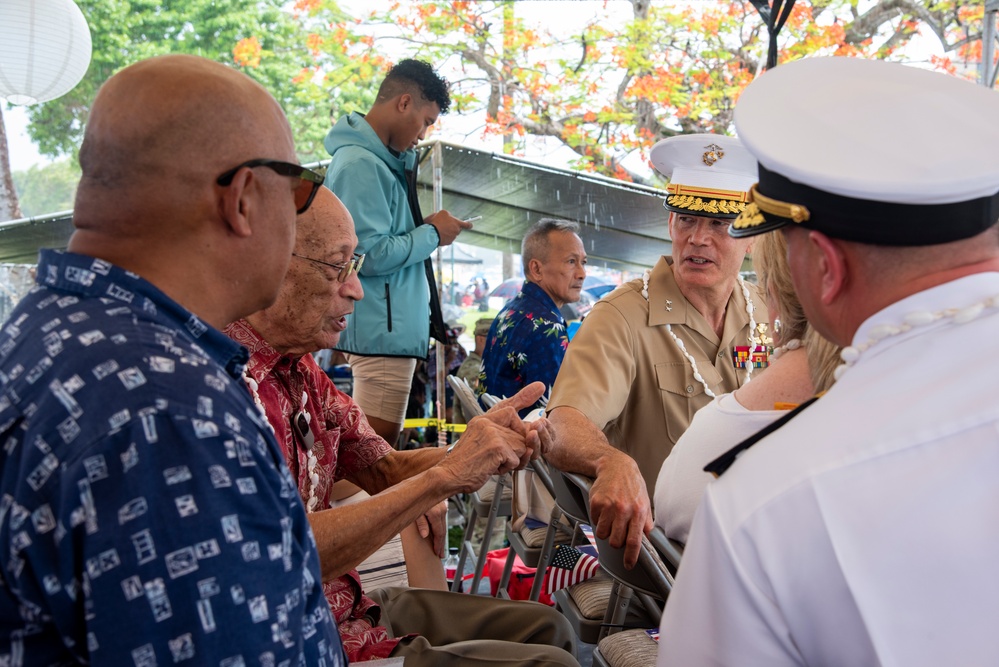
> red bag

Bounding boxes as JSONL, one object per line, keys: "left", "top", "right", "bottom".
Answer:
{"left": 485, "top": 548, "right": 554, "bottom": 606}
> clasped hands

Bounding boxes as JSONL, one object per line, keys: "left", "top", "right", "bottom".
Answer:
{"left": 439, "top": 381, "right": 549, "bottom": 494}
{"left": 417, "top": 382, "right": 548, "bottom": 558}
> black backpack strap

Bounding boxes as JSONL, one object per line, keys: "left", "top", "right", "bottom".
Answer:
{"left": 704, "top": 394, "right": 819, "bottom": 477}
{"left": 405, "top": 153, "right": 448, "bottom": 344}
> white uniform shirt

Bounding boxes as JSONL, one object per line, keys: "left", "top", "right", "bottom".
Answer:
{"left": 659, "top": 273, "right": 999, "bottom": 667}
{"left": 654, "top": 393, "right": 782, "bottom": 543}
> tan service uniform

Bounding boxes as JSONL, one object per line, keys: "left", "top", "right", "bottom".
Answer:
{"left": 547, "top": 256, "right": 767, "bottom": 498}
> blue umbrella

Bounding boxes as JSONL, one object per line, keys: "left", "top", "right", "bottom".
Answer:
{"left": 489, "top": 278, "right": 524, "bottom": 300}
{"left": 585, "top": 283, "right": 616, "bottom": 299}
{"left": 583, "top": 275, "right": 611, "bottom": 289}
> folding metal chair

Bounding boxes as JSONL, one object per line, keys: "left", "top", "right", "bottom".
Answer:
{"left": 648, "top": 526, "right": 684, "bottom": 578}
{"left": 445, "top": 376, "right": 513, "bottom": 594}
{"left": 590, "top": 524, "right": 684, "bottom": 667}
{"left": 555, "top": 472, "right": 673, "bottom": 646}
{"left": 448, "top": 375, "right": 484, "bottom": 422}
{"left": 495, "top": 457, "right": 574, "bottom": 600}
{"left": 542, "top": 469, "right": 615, "bottom": 644}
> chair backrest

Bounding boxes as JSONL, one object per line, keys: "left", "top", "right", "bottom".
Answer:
{"left": 647, "top": 526, "right": 683, "bottom": 576}
{"left": 448, "top": 375, "right": 484, "bottom": 419}
{"left": 527, "top": 457, "right": 557, "bottom": 499}
{"left": 557, "top": 472, "right": 675, "bottom": 602}
{"left": 480, "top": 393, "right": 501, "bottom": 409}
{"left": 594, "top": 534, "right": 674, "bottom": 602}
{"left": 550, "top": 470, "right": 592, "bottom": 526}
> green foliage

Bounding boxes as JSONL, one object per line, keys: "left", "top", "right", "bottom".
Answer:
{"left": 20, "top": 0, "right": 377, "bottom": 165}
{"left": 11, "top": 160, "right": 80, "bottom": 218}
{"left": 448, "top": 524, "right": 464, "bottom": 551}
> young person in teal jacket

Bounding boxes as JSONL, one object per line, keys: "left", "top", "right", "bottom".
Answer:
{"left": 324, "top": 59, "right": 471, "bottom": 447}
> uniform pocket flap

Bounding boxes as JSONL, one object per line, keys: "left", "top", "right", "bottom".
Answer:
{"left": 656, "top": 360, "right": 721, "bottom": 398}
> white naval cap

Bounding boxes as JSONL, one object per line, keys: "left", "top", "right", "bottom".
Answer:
{"left": 730, "top": 56, "right": 999, "bottom": 245}
{"left": 650, "top": 133, "right": 758, "bottom": 219}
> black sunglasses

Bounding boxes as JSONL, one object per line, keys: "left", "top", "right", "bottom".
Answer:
{"left": 216, "top": 159, "right": 324, "bottom": 214}
{"left": 292, "top": 252, "right": 365, "bottom": 283}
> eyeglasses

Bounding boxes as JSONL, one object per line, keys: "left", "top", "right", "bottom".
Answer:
{"left": 292, "top": 252, "right": 365, "bottom": 283}
{"left": 291, "top": 409, "right": 316, "bottom": 452}
{"left": 216, "top": 159, "right": 324, "bottom": 214}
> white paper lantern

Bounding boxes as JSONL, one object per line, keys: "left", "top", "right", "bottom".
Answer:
{"left": 0, "top": 0, "right": 92, "bottom": 105}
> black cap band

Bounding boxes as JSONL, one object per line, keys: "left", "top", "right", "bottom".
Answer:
{"left": 731, "top": 164, "right": 999, "bottom": 246}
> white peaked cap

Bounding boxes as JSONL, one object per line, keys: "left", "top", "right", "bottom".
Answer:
{"left": 650, "top": 134, "right": 758, "bottom": 219}
{"left": 731, "top": 57, "right": 999, "bottom": 245}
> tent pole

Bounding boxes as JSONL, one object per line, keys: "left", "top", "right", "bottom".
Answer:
{"left": 984, "top": 0, "right": 999, "bottom": 89}
{"left": 432, "top": 142, "right": 447, "bottom": 445}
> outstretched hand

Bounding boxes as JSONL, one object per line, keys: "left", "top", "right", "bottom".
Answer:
{"left": 487, "top": 381, "right": 546, "bottom": 415}
{"left": 486, "top": 381, "right": 547, "bottom": 466}
{"left": 437, "top": 383, "right": 548, "bottom": 495}
{"left": 439, "top": 407, "right": 528, "bottom": 493}
{"left": 589, "top": 453, "right": 653, "bottom": 569}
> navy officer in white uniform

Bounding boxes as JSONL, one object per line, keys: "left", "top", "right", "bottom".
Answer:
{"left": 658, "top": 56, "right": 999, "bottom": 666}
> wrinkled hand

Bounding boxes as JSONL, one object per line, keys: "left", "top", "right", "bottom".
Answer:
{"left": 529, "top": 417, "right": 554, "bottom": 459}
{"left": 440, "top": 407, "right": 532, "bottom": 493}
{"left": 415, "top": 499, "right": 448, "bottom": 559}
{"left": 488, "top": 381, "right": 546, "bottom": 415}
{"left": 426, "top": 209, "right": 472, "bottom": 246}
{"left": 589, "top": 453, "right": 653, "bottom": 569}
{"left": 485, "top": 381, "right": 548, "bottom": 467}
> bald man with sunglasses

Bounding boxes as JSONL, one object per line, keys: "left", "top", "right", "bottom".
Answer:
{"left": 0, "top": 55, "right": 341, "bottom": 665}
{"left": 225, "top": 186, "right": 578, "bottom": 667}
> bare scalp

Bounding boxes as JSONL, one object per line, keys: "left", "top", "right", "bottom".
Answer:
{"left": 75, "top": 54, "right": 293, "bottom": 235}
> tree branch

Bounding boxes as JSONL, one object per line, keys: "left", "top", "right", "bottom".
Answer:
{"left": 0, "top": 108, "right": 24, "bottom": 222}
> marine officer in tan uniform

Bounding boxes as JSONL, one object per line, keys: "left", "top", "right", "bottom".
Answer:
{"left": 541, "top": 134, "right": 768, "bottom": 568}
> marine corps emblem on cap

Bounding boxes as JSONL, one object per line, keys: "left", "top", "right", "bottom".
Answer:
{"left": 730, "top": 57, "right": 999, "bottom": 245}
{"left": 702, "top": 144, "right": 724, "bottom": 167}
{"left": 650, "top": 134, "right": 758, "bottom": 220}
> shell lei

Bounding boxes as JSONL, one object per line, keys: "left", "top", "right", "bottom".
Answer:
{"left": 770, "top": 338, "right": 802, "bottom": 360}
{"left": 243, "top": 372, "right": 320, "bottom": 513}
{"left": 299, "top": 392, "right": 320, "bottom": 513}
{"left": 642, "top": 270, "right": 759, "bottom": 398}
{"left": 833, "top": 295, "right": 999, "bottom": 381}
{"left": 242, "top": 372, "right": 273, "bottom": 433}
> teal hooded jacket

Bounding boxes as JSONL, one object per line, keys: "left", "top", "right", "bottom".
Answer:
{"left": 323, "top": 112, "right": 439, "bottom": 359}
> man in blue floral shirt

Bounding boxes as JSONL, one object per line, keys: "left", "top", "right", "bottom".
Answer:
{"left": 481, "top": 219, "right": 587, "bottom": 416}
{"left": 0, "top": 56, "right": 342, "bottom": 666}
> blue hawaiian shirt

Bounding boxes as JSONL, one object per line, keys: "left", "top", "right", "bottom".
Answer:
{"left": 0, "top": 250, "right": 344, "bottom": 666}
{"left": 480, "top": 281, "right": 569, "bottom": 417}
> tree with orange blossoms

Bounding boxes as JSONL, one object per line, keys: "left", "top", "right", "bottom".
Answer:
{"left": 297, "top": 0, "right": 982, "bottom": 185}
{"left": 4, "top": 0, "right": 991, "bottom": 223}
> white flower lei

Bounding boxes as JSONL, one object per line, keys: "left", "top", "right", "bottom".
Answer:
{"left": 642, "top": 269, "right": 759, "bottom": 398}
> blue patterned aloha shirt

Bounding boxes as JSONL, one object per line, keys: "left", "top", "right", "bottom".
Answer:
{"left": 480, "top": 281, "right": 569, "bottom": 417}
{"left": 0, "top": 250, "right": 344, "bottom": 666}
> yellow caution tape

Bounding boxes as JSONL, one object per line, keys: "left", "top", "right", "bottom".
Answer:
{"left": 402, "top": 418, "right": 467, "bottom": 434}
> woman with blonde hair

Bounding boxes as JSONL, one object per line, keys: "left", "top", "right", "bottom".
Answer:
{"left": 653, "top": 231, "right": 840, "bottom": 543}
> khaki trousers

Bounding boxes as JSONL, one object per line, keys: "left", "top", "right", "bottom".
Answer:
{"left": 368, "top": 587, "right": 579, "bottom": 667}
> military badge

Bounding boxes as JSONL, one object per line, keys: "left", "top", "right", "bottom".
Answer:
{"left": 733, "top": 345, "right": 770, "bottom": 369}
{"left": 702, "top": 143, "right": 725, "bottom": 167}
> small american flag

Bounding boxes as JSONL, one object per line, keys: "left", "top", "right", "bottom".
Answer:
{"left": 544, "top": 544, "right": 601, "bottom": 596}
